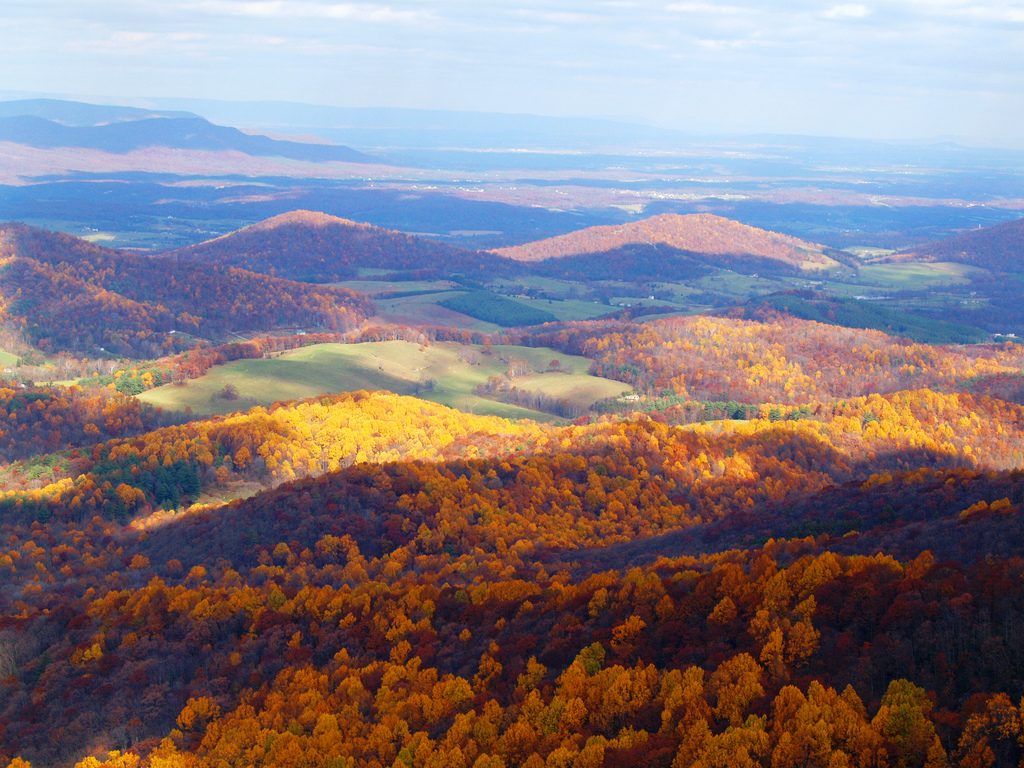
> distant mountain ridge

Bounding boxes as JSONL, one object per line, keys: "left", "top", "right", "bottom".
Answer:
{"left": 0, "top": 98, "right": 194, "bottom": 125}
{"left": 891, "top": 216, "right": 1024, "bottom": 271}
{"left": 169, "top": 210, "right": 521, "bottom": 282}
{"left": 494, "top": 213, "right": 839, "bottom": 271}
{"left": 0, "top": 115, "right": 374, "bottom": 163}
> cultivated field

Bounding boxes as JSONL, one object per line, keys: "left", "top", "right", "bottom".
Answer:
{"left": 856, "top": 261, "right": 988, "bottom": 288}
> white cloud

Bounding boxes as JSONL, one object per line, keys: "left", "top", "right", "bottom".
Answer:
{"left": 110, "top": 30, "right": 156, "bottom": 44}
{"left": 168, "top": 32, "right": 209, "bottom": 42}
{"left": 511, "top": 9, "right": 599, "bottom": 24}
{"left": 822, "top": 4, "right": 872, "bottom": 19}
{"left": 185, "top": 1, "right": 432, "bottom": 24}
{"left": 665, "top": 2, "right": 744, "bottom": 14}
{"left": 897, "top": 0, "right": 1024, "bottom": 23}
{"left": 696, "top": 37, "right": 753, "bottom": 49}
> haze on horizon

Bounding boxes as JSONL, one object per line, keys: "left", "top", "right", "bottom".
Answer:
{"left": 3, "top": 0, "right": 1023, "bottom": 147}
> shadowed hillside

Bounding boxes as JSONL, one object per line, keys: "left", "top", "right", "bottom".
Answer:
{"left": 0, "top": 223, "right": 371, "bottom": 356}
{"left": 891, "top": 215, "right": 1024, "bottom": 271}
{"left": 169, "top": 210, "right": 522, "bottom": 282}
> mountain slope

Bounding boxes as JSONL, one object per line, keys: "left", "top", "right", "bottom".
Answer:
{"left": 169, "top": 210, "right": 522, "bottom": 281}
{"left": 0, "top": 223, "right": 370, "bottom": 356}
{"left": 6, "top": 387, "right": 1024, "bottom": 763}
{"left": 0, "top": 114, "right": 374, "bottom": 163}
{"left": 892, "top": 216, "right": 1024, "bottom": 271}
{"left": 494, "top": 213, "right": 839, "bottom": 271}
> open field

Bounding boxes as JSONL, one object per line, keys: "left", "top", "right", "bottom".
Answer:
{"left": 844, "top": 245, "right": 897, "bottom": 260}
{"left": 80, "top": 232, "right": 118, "bottom": 243}
{"left": 328, "top": 279, "right": 460, "bottom": 296}
{"left": 509, "top": 371, "right": 631, "bottom": 408}
{"left": 490, "top": 275, "right": 590, "bottom": 298}
{"left": 694, "top": 271, "right": 792, "bottom": 297}
{"left": 439, "top": 291, "right": 558, "bottom": 326}
{"left": 856, "top": 261, "right": 988, "bottom": 288}
{"left": 0, "top": 350, "right": 19, "bottom": 367}
{"left": 138, "top": 340, "right": 629, "bottom": 420}
{"left": 514, "top": 296, "right": 616, "bottom": 321}
{"left": 371, "top": 292, "right": 501, "bottom": 331}
{"left": 364, "top": 285, "right": 612, "bottom": 328}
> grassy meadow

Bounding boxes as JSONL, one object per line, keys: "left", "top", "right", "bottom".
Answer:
{"left": 138, "top": 340, "right": 630, "bottom": 420}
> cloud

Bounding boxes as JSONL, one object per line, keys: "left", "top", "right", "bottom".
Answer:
{"left": 665, "top": 2, "right": 744, "bottom": 14}
{"left": 184, "top": 1, "right": 432, "bottom": 24}
{"left": 695, "top": 37, "right": 755, "bottom": 49}
{"left": 897, "top": 0, "right": 1024, "bottom": 24}
{"left": 511, "top": 9, "right": 600, "bottom": 25}
{"left": 822, "top": 4, "right": 872, "bottom": 19}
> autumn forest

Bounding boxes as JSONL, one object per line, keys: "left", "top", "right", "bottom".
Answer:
{"left": 5, "top": 194, "right": 1024, "bottom": 768}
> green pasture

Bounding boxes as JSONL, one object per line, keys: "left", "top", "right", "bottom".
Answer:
{"left": 138, "top": 340, "right": 628, "bottom": 421}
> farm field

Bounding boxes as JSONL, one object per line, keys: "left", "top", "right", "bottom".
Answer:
{"left": 439, "top": 290, "right": 558, "bottom": 326}
{"left": 328, "top": 278, "right": 461, "bottom": 296}
{"left": 856, "top": 261, "right": 989, "bottom": 288}
{"left": 489, "top": 275, "right": 590, "bottom": 298}
{"left": 515, "top": 296, "right": 616, "bottom": 320}
{"left": 370, "top": 291, "right": 501, "bottom": 331}
{"left": 138, "top": 340, "right": 629, "bottom": 419}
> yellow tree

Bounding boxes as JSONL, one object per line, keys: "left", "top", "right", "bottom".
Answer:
{"left": 709, "top": 653, "right": 765, "bottom": 727}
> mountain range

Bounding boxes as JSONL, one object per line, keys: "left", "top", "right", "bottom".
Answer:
{"left": 0, "top": 98, "right": 193, "bottom": 125}
{"left": 5, "top": 208, "right": 1023, "bottom": 357}
{"left": 0, "top": 99, "right": 374, "bottom": 163}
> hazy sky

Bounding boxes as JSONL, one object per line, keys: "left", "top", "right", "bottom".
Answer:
{"left": 3, "top": 0, "right": 1023, "bottom": 143}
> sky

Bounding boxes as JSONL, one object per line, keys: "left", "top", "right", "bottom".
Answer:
{"left": 2, "top": 0, "right": 1024, "bottom": 144}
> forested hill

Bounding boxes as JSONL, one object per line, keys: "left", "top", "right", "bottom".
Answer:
{"left": 0, "top": 222, "right": 370, "bottom": 356}
{"left": 892, "top": 215, "right": 1024, "bottom": 271}
{"left": 168, "top": 210, "right": 521, "bottom": 282}
{"left": 495, "top": 213, "right": 839, "bottom": 271}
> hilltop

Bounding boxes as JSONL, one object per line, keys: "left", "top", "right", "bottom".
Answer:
{"left": 495, "top": 213, "right": 839, "bottom": 272}
{"left": 891, "top": 215, "right": 1024, "bottom": 271}
{"left": 169, "top": 210, "right": 521, "bottom": 282}
{"left": 0, "top": 222, "right": 370, "bottom": 356}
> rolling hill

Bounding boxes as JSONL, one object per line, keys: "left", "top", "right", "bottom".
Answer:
{"left": 169, "top": 210, "right": 522, "bottom": 282}
{"left": 0, "top": 223, "right": 371, "bottom": 356}
{"left": 138, "top": 340, "right": 630, "bottom": 419}
{"left": 891, "top": 215, "right": 1024, "bottom": 271}
{"left": 494, "top": 212, "right": 840, "bottom": 272}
